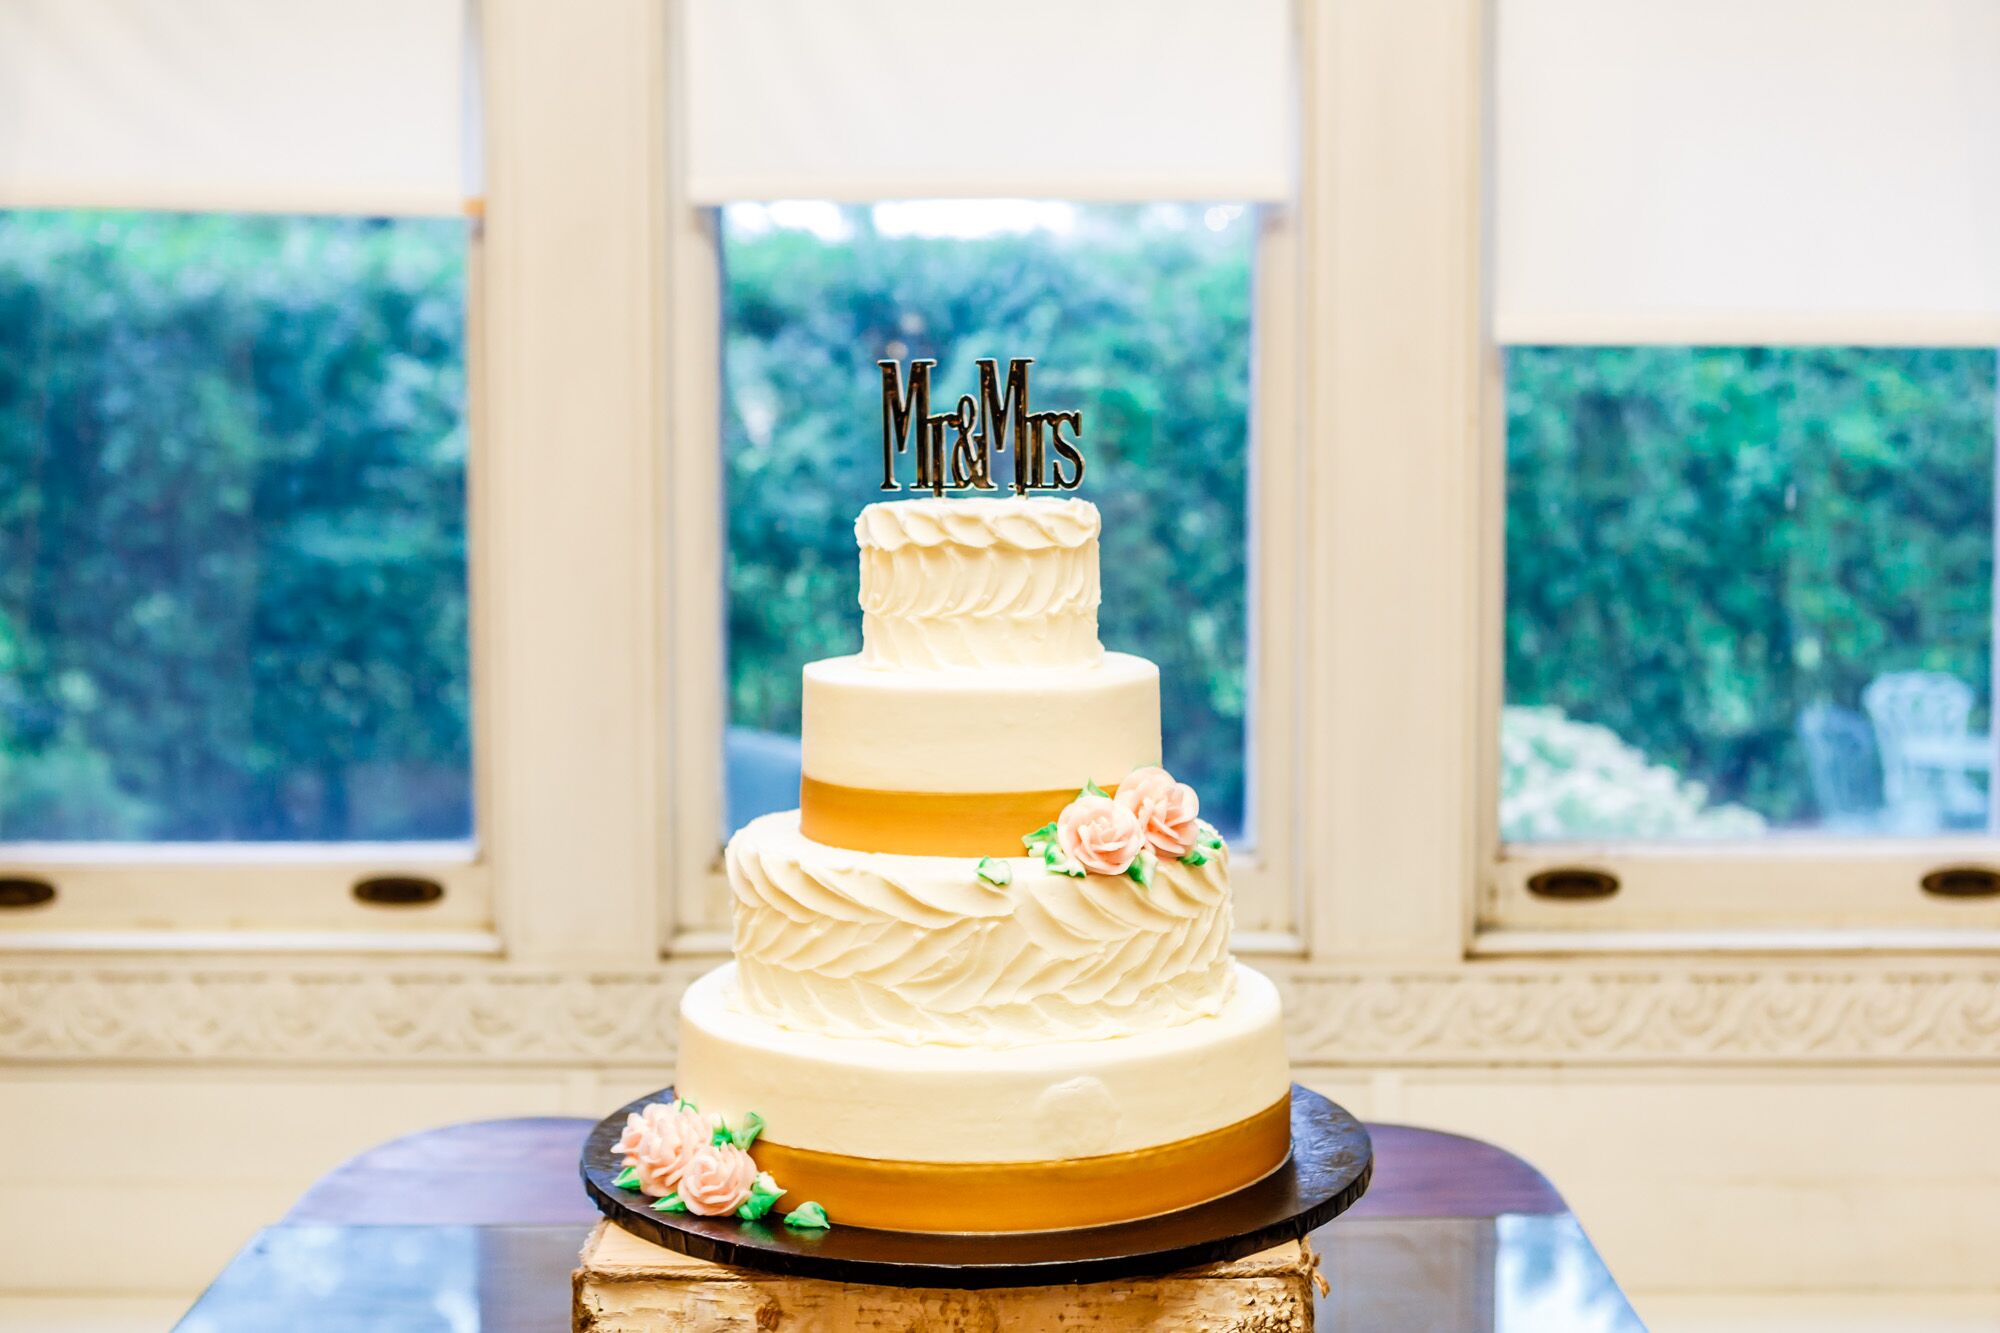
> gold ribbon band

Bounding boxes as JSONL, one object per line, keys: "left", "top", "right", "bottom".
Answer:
{"left": 799, "top": 776, "right": 1117, "bottom": 857}
{"left": 749, "top": 1093, "right": 1292, "bottom": 1233}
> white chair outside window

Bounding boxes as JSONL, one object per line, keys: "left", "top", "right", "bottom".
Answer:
{"left": 1862, "top": 671, "right": 1991, "bottom": 832}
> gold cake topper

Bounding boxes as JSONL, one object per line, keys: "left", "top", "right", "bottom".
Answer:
{"left": 878, "top": 357, "right": 1084, "bottom": 495}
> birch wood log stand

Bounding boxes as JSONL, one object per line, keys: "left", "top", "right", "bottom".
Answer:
{"left": 573, "top": 1221, "right": 1325, "bottom": 1332}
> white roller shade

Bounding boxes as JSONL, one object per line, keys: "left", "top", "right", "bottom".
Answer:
{"left": 0, "top": 0, "right": 479, "bottom": 217}
{"left": 682, "top": 0, "right": 1296, "bottom": 203}
{"left": 1495, "top": 0, "right": 2000, "bottom": 346}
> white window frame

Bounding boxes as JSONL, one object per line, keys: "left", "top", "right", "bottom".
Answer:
{"left": 655, "top": 205, "right": 1310, "bottom": 953}
{"left": 9, "top": 0, "right": 1991, "bottom": 975}
{"left": 0, "top": 0, "right": 677, "bottom": 966}
{"left": 1295, "top": 0, "right": 1486, "bottom": 966}
{"left": 653, "top": 7, "right": 1312, "bottom": 956}
{"left": 1472, "top": 15, "right": 2000, "bottom": 948}
{"left": 1487, "top": 839, "right": 2000, "bottom": 947}
{"left": 0, "top": 263, "right": 494, "bottom": 937}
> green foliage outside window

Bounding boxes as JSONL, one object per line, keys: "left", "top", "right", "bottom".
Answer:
{"left": 1507, "top": 345, "right": 1996, "bottom": 833}
{"left": 2, "top": 209, "right": 1991, "bottom": 845}
{"left": 0, "top": 211, "right": 469, "bottom": 840}
{"left": 722, "top": 207, "right": 1254, "bottom": 833}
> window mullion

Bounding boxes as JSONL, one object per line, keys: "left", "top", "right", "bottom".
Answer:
{"left": 1302, "top": 0, "right": 1487, "bottom": 964}
{"left": 478, "top": 0, "right": 667, "bottom": 966}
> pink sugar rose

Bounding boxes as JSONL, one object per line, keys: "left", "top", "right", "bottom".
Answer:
{"left": 1056, "top": 793, "right": 1147, "bottom": 877}
{"left": 644, "top": 1100, "right": 700, "bottom": 1135}
{"left": 614, "top": 1111, "right": 655, "bottom": 1166}
{"left": 676, "top": 1141, "right": 760, "bottom": 1216}
{"left": 1117, "top": 765, "right": 1178, "bottom": 809}
{"left": 615, "top": 1100, "right": 696, "bottom": 1166}
{"left": 1115, "top": 765, "right": 1201, "bottom": 859}
{"left": 633, "top": 1103, "right": 715, "bottom": 1198}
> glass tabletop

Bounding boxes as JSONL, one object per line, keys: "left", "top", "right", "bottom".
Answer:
{"left": 176, "top": 1214, "right": 1640, "bottom": 1332}
{"left": 1319, "top": 1215, "right": 1642, "bottom": 1332}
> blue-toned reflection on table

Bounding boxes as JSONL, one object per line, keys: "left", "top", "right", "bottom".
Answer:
{"left": 176, "top": 1214, "right": 1641, "bottom": 1330}
{"left": 1314, "top": 1214, "right": 1641, "bottom": 1332}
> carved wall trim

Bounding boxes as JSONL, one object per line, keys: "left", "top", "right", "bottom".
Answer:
{"left": 1274, "top": 964, "right": 2000, "bottom": 1065}
{"left": 3, "top": 957, "right": 1998, "bottom": 1067}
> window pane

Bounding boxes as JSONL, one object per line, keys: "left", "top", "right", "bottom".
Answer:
{"left": 1504, "top": 345, "right": 1998, "bottom": 840}
{"left": 0, "top": 211, "right": 471, "bottom": 842}
{"left": 722, "top": 201, "right": 1254, "bottom": 841}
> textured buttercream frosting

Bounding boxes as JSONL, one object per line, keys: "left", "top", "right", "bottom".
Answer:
{"left": 727, "top": 811, "right": 1234, "bottom": 1046}
{"left": 855, "top": 496, "right": 1100, "bottom": 553}
{"left": 689, "top": 490, "right": 1290, "bottom": 1201}
{"left": 856, "top": 497, "right": 1102, "bottom": 670}
{"left": 677, "top": 961, "right": 1290, "bottom": 1163}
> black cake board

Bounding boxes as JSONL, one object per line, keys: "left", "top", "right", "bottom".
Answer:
{"left": 578, "top": 1082, "right": 1372, "bottom": 1289}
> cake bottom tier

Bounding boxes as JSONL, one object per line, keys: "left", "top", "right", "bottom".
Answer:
{"left": 674, "top": 961, "right": 1292, "bottom": 1232}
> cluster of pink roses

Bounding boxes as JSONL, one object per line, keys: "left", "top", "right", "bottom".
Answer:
{"left": 1026, "top": 765, "right": 1221, "bottom": 885}
{"left": 610, "top": 1099, "right": 824, "bottom": 1227}
{"left": 614, "top": 1100, "right": 763, "bottom": 1215}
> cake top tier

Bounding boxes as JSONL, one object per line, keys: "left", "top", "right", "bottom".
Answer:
{"left": 855, "top": 496, "right": 1099, "bottom": 552}
{"left": 855, "top": 497, "right": 1103, "bottom": 670}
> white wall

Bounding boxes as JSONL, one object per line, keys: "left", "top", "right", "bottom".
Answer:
{"left": 1310, "top": 1067, "right": 2000, "bottom": 1298}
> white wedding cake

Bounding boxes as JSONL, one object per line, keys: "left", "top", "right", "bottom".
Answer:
{"left": 668, "top": 496, "right": 1292, "bottom": 1233}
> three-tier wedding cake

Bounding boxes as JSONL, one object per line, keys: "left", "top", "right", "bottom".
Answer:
{"left": 665, "top": 495, "right": 1292, "bottom": 1233}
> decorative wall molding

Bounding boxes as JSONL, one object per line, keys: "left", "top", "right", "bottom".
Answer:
{"left": 3, "top": 956, "right": 1998, "bottom": 1068}
{"left": 1275, "top": 964, "right": 2000, "bottom": 1065}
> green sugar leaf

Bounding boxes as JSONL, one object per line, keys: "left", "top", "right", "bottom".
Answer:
{"left": 1021, "top": 821, "right": 1059, "bottom": 855}
{"left": 711, "top": 1123, "right": 734, "bottom": 1146}
{"left": 614, "top": 1164, "right": 641, "bottom": 1191}
{"left": 1042, "top": 843, "right": 1085, "bottom": 877}
{"left": 651, "top": 1193, "right": 687, "bottom": 1213}
{"left": 1180, "top": 846, "right": 1210, "bottom": 867}
{"left": 731, "top": 1111, "right": 766, "bottom": 1150}
{"left": 1083, "top": 779, "right": 1110, "bottom": 799}
{"left": 737, "top": 1172, "right": 786, "bottom": 1222}
{"left": 783, "top": 1201, "right": 832, "bottom": 1230}
{"left": 1126, "top": 852, "right": 1154, "bottom": 889}
{"left": 975, "top": 856, "right": 1012, "bottom": 886}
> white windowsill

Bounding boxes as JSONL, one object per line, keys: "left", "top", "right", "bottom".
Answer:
{"left": 0, "top": 929, "right": 505, "bottom": 956}
{"left": 1473, "top": 926, "right": 2000, "bottom": 957}
{"left": 0, "top": 840, "right": 478, "bottom": 865}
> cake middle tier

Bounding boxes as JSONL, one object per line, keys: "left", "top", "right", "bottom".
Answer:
{"left": 727, "top": 810, "right": 1235, "bottom": 1046}
{"left": 799, "top": 651, "right": 1161, "bottom": 857}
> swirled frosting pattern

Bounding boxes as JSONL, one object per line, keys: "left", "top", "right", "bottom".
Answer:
{"left": 726, "top": 811, "right": 1236, "bottom": 1046}
{"left": 855, "top": 498, "right": 1103, "bottom": 670}
{"left": 856, "top": 497, "right": 1100, "bottom": 552}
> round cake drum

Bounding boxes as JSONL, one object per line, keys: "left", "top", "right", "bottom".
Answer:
{"left": 580, "top": 1083, "right": 1372, "bottom": 1289}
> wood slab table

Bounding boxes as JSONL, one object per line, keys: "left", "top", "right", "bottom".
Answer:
{"left": 173, "top": 1116, "right": 1638, "bottom": 1330}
